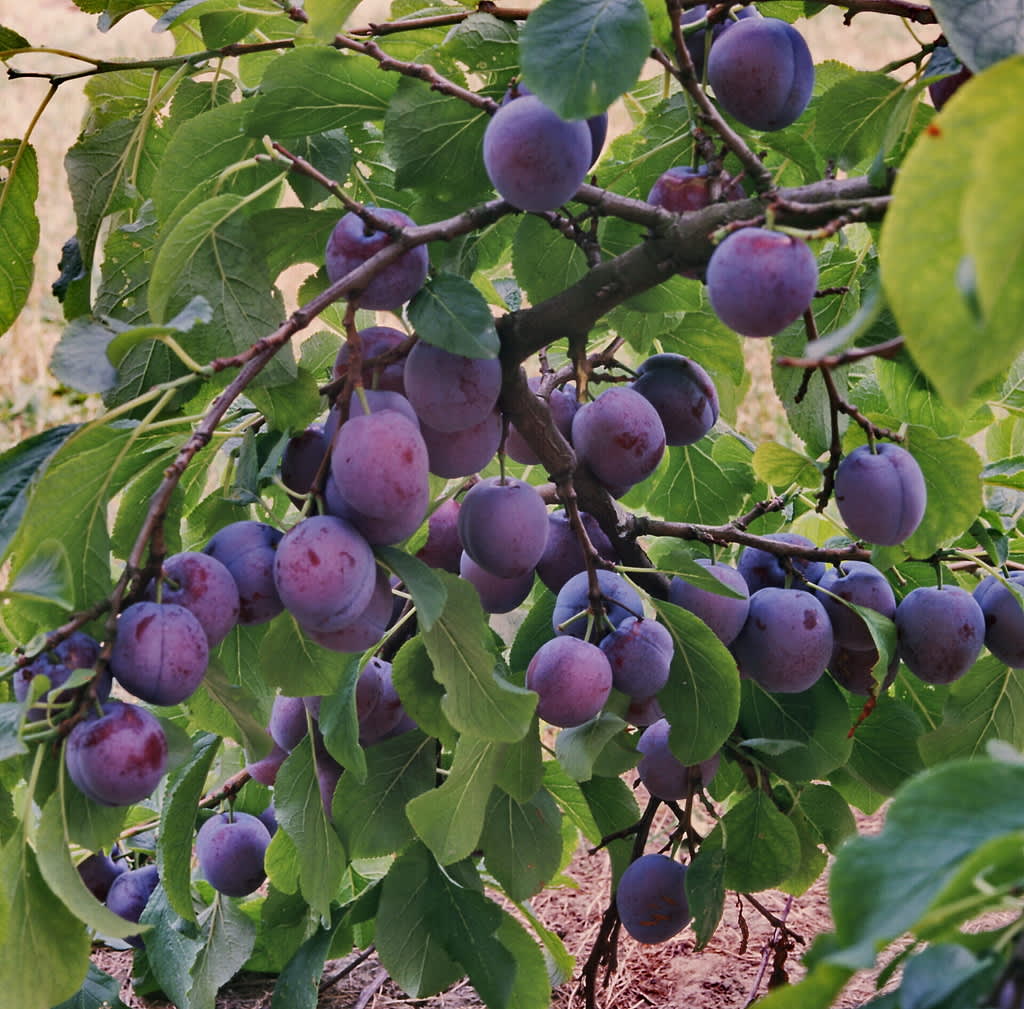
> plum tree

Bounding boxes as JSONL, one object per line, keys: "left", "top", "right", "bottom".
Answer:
{"left": 5, "top": 3, "right": 1024, "bottom": 1008}
{"left": 324, "top": 208, "right": 429, "bottom": 310}
{"left": 482, "top": 94, "right": 593, "bottom": 211}
{"left": 65, "top": 703, "right": 168, "bottom": 806}
{"left": 707, "top": 17, "right": 815, "bottom": 131}
{"left": 195, "top": 812, "right": 272, "bottom": 897}
{"left": 108, "top": 602, "right": 209, "bottom": 706}
{"left": 896, "top": 585, "right": 986, "bottom": 684}
{"left": 833, "top": 443, "right": 927, "bottom": 546}
{"left": 525, "top": 635, "right": 613, "bottom": 727}
{"left": 615, "top": 854, "right": 691, "bottom": 944}
{"left": 706, "top": 228, "right": 819, "bottom": 337}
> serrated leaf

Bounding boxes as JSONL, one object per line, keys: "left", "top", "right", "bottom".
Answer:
{"left": 421, "top": 575, "right": 537, "bottom": 742}
{"left": 406, "top": 733, "right": 502, "bottom": 865}
{"left": 106, "top": 296, "right": 213, "bottom": 366}
{"left": 554, "top": 712, "right": 631, "bottom": 782}
{"left": 158, "top": 734, "right": 220, "bottom": 922}
{"left": 641, "top": 437, "right": 752, "bottom": 524}
{"left": 512, "top": 215, "right": 588, "bottom": 305}
{"left": 520, "top": 0, "right": 652, "bottom": 119}
{"left": 0, "top": 140, "right": 38, "bottom": 338}
{"left": 753, "top": 441, "right": 821, "bottom": 490}
{"left": 51, "top": 963, "right": 130, "bottom": 1009}
{"left": 5, "top": 538, "right": 73, "bottom": 609}
{"left": 376, "top": 546, "right": 447, "bottom": 630}
{"left": 187, "top": 893, "right": 257, "bottom": 1009}
{"left": 260, "top": 614, "right": 352, "bottom": 696}
{"left": 408, "top": 272, "right": 500, "bottom": 359}
{"left": 480, "top": 788, "right": 562, "bottom": 900}
{"left": 50, "top": 316, "right": 122, "bottom": 393}
{"left": 248, "top": 48, "right": 396, "bottom": 138}
{"left": 931, "top": 0, "right": 1024, "bottom": 71}
{"left": 714, "top": 789, "right": 801, "bottom": 893}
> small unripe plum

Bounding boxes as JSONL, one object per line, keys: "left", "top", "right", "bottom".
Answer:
{"left": 616, "top": 853, "right": 691, "bottom": 944}
{"left": 324, "top": 208, "right": 428, "bottom": 310}
{"left": 204, "top": 521, "right": 284, "bottom": 626}
{"left": 737, "top": 533, "right": 824, "bottom": 593}
{"left": 332, "top": 325, "right": 408, "bottom": 392}
{"left": 105, "top": 865, "right": 160, "bottom": 948}
{"left": 109, "top": 601, "right": 209, "bottom": 706}
{"left": 707, "top": 17, "right": 814, "bottom": 131}
{"left": 633, "top": 353, "right": 719, "bottom": 446}
{"left": 273, "top": 515, "right": 376, "bottom": 632}
{"left": 680, "top": 3, "right": 758, "bottom": 77}
{"left": 403, "top": 341, "right": 502, "bottom": 433}
{"left": 526, "top": 636, "right": 613, "bottom": 727}
{"left": 637, "top": 718, "right": 719, "bottom": 799}
{"left": 536, "top": 509, "right": 615, "bottom": 594}
{"left": 147, "top": 551, "right": 240, "bottom": 648}
{"left": 834, "top": 443, "right": 927, "bottom": 546}
{"left": 896, "top": 585, "right": 984, "bottom": 685}
{"left": 196, "top": 811, "right": 272, "bottom": 897}
{"left": 668, "top": 559, "right": 750, "bottom": 646}
{"left": 816, "top": 561, "right": 896, "bottom": 652}
{"left": 482, "top": 95, "right": 592, "bottom": 212}
{"left": 731, "top": 587, "right": 833, "bottom": 693}
{"left": 416, "top": 498, "right": 463, "bottom": 574}
{"left": 458, "top": 476, "right": 550, "bottom": 579}
{"left": 599, "top": 617, "right": 674, "bottom": 699}
{"left": 974, "top": 572, "right": 1024, "bottom": 668}
{"left": 707, "top": 228, "right": 818, "bottom": 338}
{"left": 571, "top": 386, "right": 666, "bottom": 491}
{"left": 553, "top": 569, "right": 644, "bottom": 642}
{"left": 460, "top": 552, "right": 535, "bottom": 614}
{"left": 65, "top": 702, "right": 168, "bottom": 806}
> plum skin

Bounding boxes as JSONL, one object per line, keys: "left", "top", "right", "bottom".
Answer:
{"left": 637, "top": 718, "right": 719, "bottom": 800}
{"left": 737, "top": 533, "right": 824, "bottom": 593}
{"left": 707, "top": 17, "right": 814, "bottom": 132}
{"left": 458, "top": 476, "right": 550, "bottom": 579}
{"left": 974, "top": 572, "right": 1024, "bottom": 668}
{"left": 403, "top": 341, "right": 502, "bottom": 434}
{"left": 525, "top": 636, "right": 613, "bottom": 728}
{"left": 599, "top": 617, "right": 674, "bottom": 699}
{"left": 324, "top": 208, "right": 428, "bottom": 311}
{"left": 616, "top": 853, "right": 691, "bottom": 944}
{"left": 552, "top": 569, "right": 644, "bottom": 642}
{"left": 707, "top": 228, "right": 819, "bottom": 338}
{"left": 834, "top": 443, "right": 927, "bottom": 546}
{"left": 680, "top": 3, "right": 758, "bottom": 77}
{"left": 668, "top": 559, "right": 750, "bottom": 646}
{"left": 106, "top": 865, "right": 160, "bottom": 948}
{"left": 65, "top": 702, "right": 168, "bottom": 806}
{"left": 896, "top": 585, "right": 985, "bottom": 685}
{"left": 204, "top": 520, "right": 284, "bottom": 626}
{"left": 816, "top": 561, "right": 897, "bottom": 652}
{"left": 632, "top": 353, "right": 719, "bottom": 447}
{"left": 195, "top": 812, "right": 272, "bottom": 897}
{"left": 482, "top": 95, "right": 592, "bottom": 212}
{"left": 147, "top": 551, "right": 240, "bottom": 648}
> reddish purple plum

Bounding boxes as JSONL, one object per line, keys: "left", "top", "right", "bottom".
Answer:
{"left": 599, "top": 617, "right": 674, "bottom": 699}
{"left": 974, "top": 573, "right": 1024, "bottom": 668}
{"left": 668, "top": 559, "right": 750, "bottom": 646}
{"left": 105, "top": 865, "right": 159, "bottom": 947}
{"left": 834, "top": 443, "right": 927, "bottom": 547}
{"left": 536, "top": 509, "right": 615, "bottom": 594}
{"left": 420, "top": 410, "right": 502, "bottom": 478}
{"left": 505, "top": 377, "right": 578, "bottom": 465}
{"left": 637, "top": 718, "right": 719, "bottom": 800}
{"left": 707, "top": 228, "right": 818, "bottom": 338}
{"left": 816, "top": 561, "right": 896, "bottom": 652}
{"left": 416, "top": 499, "right": 463, "bottom": 574}
{"left": 332, "top": 325, "right": 408, "bottom": 392}
{"left": 403, "top": 341, "right": 502, "bottom": 433}
{"left": 632, "top": 353, "right": 719, "bottom": 446}
{"left": 680, "top": 3, "right": 758, "bottom": 77}
{"left": 147, "top": 551, "right": 240, "bottom": 648}
{"left": 460, "top": 552, "right": 535, "bottom": 614}
{"left": 196, "top": 811, "right": 271, "bottom": 897}
{"left": 737, "top": 533, "right": 824, "bottom": 593}
{"left": 458, "top": 476, "right": 550, "bottom": 579}
{"left": 526, "top": 636, "right": 613, "bottom": 728}
{"left": 204, "top": 521, "right": 284, "bottom": 626}
{"left": 616, "top": 854, "right": 690, "bottom": 944}
{"left": 306, "top": 566, "right": 395, "bottom": 653}
{"left": 553, "top": 569, "right": 643, "bottom": 642}
{"left": 324, "top": 208, "right": 428, "bottom": 311}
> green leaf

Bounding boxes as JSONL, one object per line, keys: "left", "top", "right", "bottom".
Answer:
{"left": 275, "top": 743, "right": 347, "bottom": 921}
{"left": 902, "top": 426, "right": 983, "bottom": 558}
{"left": 0, "top": 27, "right": 30, "bottom": 51}
{"left": 0, "top": 140, "right": 38, "bottom": 338}
{"left": 512, "top": 215, "right": 588, "bottom": 305}
{"left": 50, "top": 316, "right": 122, "bottom": 394}
{"left": 391, "top": 635, "right": 455, "bottom": 745}
{"left": 846, "top": 692, "right": 926, "bottom": 795}
{"left": 106, "top": 296, "right": 213, "bottom": 366}
{"left": 158, "top": 734, "right": 220, "bottom": 922}
{"left": 579, "top": 774, "right": 640, "bottom": 881}
{"left": 420, "top": 575, "right": 537, "bottom": 742}
{"left": 685, "top": 830, "right": 726, "bottom": 948}
{"left": 520, "top": 0, "right": 652, "bottom": 119}
{"left": 880, "top": 59, "right": 1024, "bottom": 406}
{"left": 648, "top": 599, "right": 741, "bottom": 763}
{"left": 51, "top": 963, "right": 130, "bottom": 1009}
{"left": 187, "top": 893, "right": 258, "bottom": 1009}
{"left": 713, "top": 789, "right": 801, "bottom": 893}
{"left": 384, "top": 76, "right": 492, "bottom": 203}
{"left": 738, "top": 676, "right": 854, "bottom": 782}
{"left": 191, "top": 659, "right": 273, "bottom": 759}
{"left": 543, "top": 761, "right": 602, "bottom": 843}
{"left": 62, "top": 786, "right": 126, "bottom": 853}
{"left": 407, "top": 733, "right": 502, "bottom": 865}
{"left": 481, "top": 788, "right": 563, "bottom": 901}
{"left": 138, "top": 886, "right": 202, "bottom": 1008}
{"left": 0, "top": 837, "right": 92, "bottom": 1009}
{"left": 495, "top": 719, "right": 544, "bottom": 801}
{"left": 377, "top": 546, "right": 447, "bottom": 630}
{"left": 796, "top": 784, "right": 857, "bottom": 854}
{"left": 919, "top": 656, "right": 1024, "bottom": 763}
{"left": 826, "top": 757, "right": 1024, "bottom": 968}
{"left": 35, "top": 793, "right": 144, "bottom": 940}
{"left": 248, "top": 48, "right": 397, "bottom": 138}
{"left": 408, "top": 272, "right": 500, "bottom": 359}
{"left": 753, "top": 441, "right": 821, "bottom": 490}
{"left": 260, "top": 614, "right": 353, "bottom": 696}
{"left": 495, "top": 910, "right": 553, "bottom": 1009}
{"left": 333, "top": 729, "right": 435, "bottom": 858}
{"left": 5, "top": 539, "right": 73, "bottom": 609}
{"left": 554, "top": 712, "right": 632, "bottom": 782}
{"left": 930, "top": 1, "right": 1024, "bottom": 71}
{"left": 269, "top": 909, "right": 344, "bottom": 1009}
{"left": 377, "top": 844, "right": 515, "bottom": 1006}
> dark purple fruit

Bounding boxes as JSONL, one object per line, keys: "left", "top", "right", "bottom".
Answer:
{"left": 616, "top": 853, "right": 691, "bottom": 944}
{"left": 526, "top": 636, "right": 613, "bottom": 728}
{"left": 105, "top": 865, "right": 159, "bottom": 948}
{"left": 896, "top": 585, "right": 984, "bottom": 685}
{"left": 195, "top": 811, "right": 271, "bottom": 897}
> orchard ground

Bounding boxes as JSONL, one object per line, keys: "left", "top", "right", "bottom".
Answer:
{"left": 0, "top": 2, "right": 957, "bottom": 1007}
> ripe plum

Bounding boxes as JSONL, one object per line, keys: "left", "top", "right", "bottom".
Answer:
{"left": 737, "top": 533, "right": 824, "bottom": 592}
{"left": 553, "top": 569, "right": 644, "bottom": 641}
{"left": 204, "top": 521, "right": 284, "bottom": 625}
{"left": 147, "top": 551, "right": 240, "bottom": 647}
{"left": 668, "top": 559, "right": 750, "bottom": 645}
{"left": 525, "top": 636, "right": 613, "bottom": 727}
{"left": 834, "top": 443, "right": 927, "bottom": 546}
{"left": 633, "top": 353, "right": 719, "bottom": 446}
{"left": 105, "top": 865, "right": 159, "bottom": 947}
{"left": 637, "top": 718, "right": 719, "bottom": 799}
{"left": 599, "top": 617, "right": 673, "bottom": 699}
{"left": 403, "top": 341, "right": 502, "bottom": 433}
{"left": 416, "top": 498, "right": 463, "bottom": 574}
{"left": 616, "top": 853, "right": 691, "bottom": 944}
{"left": 332, "top": 325, "right": 407, "bottom": 392}
{"left": 536, "top": 509, "right": 615, "bottom": 594}
{"left": 680, "top": 3, "right": 758, "bottom": 77}
{"left": 420, "top": 410, "right": 501, "bottom": 478}
{"left": 816, "top": 561, "right": 896, "bottom": 652}
{"left": 458, "top": 476, "right": 550, "bottom": 579}
{"left": 196, "top": 811, "right": 271, "bottom": 897}
{"left": 974, "top": 572, "right": 1024, "bottom": 668}
{"left": 896, "top": 585, "right": 984, "bottom": 684}
{"left": 460, "top": 552, "right": 535, "bottom": 614}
